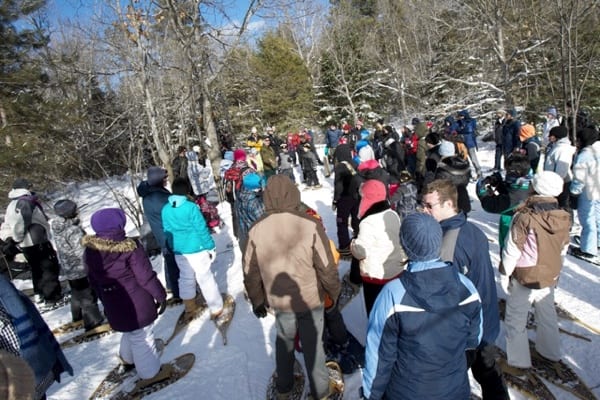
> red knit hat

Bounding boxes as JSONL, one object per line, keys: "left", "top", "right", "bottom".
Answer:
{"left": 233, "top": 149, "right": 247, "bottom": 162}
{"left": 358, "top": 179, "right": 387, "bottom": 218}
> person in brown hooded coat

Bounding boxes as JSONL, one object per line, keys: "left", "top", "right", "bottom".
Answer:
{"left": 243, "top": 175, "right": 341, "bottom": 400}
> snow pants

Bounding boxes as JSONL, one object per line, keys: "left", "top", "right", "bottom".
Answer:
{"left": 68, "top": 277, "right": 104, "bottom": 330}
{"left": 505, "top": 280, "right": 561, "bottom": 368}
{"left": 119, "top": 324, "right": 160, "bottom": 379}
{"left": 175, "top": 251, "right": 223, "bottom": 314}
{"left": 468, "top": 147, "right": 482, "bottom": 175}
{"left": 494, "top": 144, "right": 503, "bottom": 170}
{"left": 275, "top": 306, "right": 329, "bottom": 399}
{"left": 335, "top": 195, "right": 359, "bottom": 250}
{"left": 471, "top": 342, "right": 509, "bottom": 400}
{"left": 577, "top": 193, "right": 600, "bottom": 256}
{"left": 21, "top": 242, "right": 62, "bottom": 302}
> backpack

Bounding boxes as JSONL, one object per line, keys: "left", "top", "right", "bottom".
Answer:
{"left": 223, "top": 165, "right": 250, "bottom": 202}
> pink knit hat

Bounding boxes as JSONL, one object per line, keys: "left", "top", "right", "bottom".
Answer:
{"left": 358, "top": 179, "right": 387, "bottom": 218}
{"left": 233, "top": 149, "right": 246, "bottom": 162}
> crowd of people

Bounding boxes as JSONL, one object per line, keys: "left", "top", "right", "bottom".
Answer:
{"left": 0, "top": 104, "right": 598, "bottom": 400}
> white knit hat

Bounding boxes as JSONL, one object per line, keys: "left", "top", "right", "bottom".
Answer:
{"left": 531, "top": 171, "right": 563, "bottom": 197}
{"left": 439, "top": 140, "right": 456, "bottom": 157}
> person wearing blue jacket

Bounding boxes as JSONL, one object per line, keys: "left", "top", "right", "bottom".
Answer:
{"left": 456, "top": 109, "right": 482, "bottom": 178}
{"left": 422, "top": 179, "right": 508, "bottom": 400}
{"left": 162, "top": 178, "right": 223, "bottom": 322}
{"left": 136, "top": 166, "right": 180, "bottom": 300}
{"left": 362, "top": 212, "right": 482, "bottom": 400}
{"left": 0, "top": 274, "right": 73, "bottom": 400}
{"left": 325, "top": 123, "right": 342, "bottom": 162}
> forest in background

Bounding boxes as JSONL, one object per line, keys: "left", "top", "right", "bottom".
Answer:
{"left": 1, "top": 0, "right": 599, "bottom": 205}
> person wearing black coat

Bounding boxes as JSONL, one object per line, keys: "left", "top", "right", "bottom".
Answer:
{"left": 502, "top": 110, "right": 521, "bottom": 160}
{"left": 494, "top": 110, "right": 506, "bottom": 170}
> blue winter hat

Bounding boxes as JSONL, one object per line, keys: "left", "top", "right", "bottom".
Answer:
{"left": 147, "top": 166, "right": 167, "bottom": 186}
{"left": 400, "top": 213, "right": 442, "bottom": 262}
{"left": 243, "top": 173, "right": 263, "bottom": 190}
{"left": 411, "top": 117, "right": 420, "bottom": 125}
{"left": 547, "top": 107, "right": 557, "bottom": 118}
{"left": 355, "top": 139, "right": 369, "bottom": 153}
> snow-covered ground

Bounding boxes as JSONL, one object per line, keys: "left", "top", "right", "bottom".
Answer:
{"left": 13, "top": 141, "right": 600, "bottom": 399}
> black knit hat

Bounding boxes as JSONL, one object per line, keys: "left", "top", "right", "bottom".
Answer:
{"left": 577, "top": 127, "right": 599, "bottom": 148}
{"left": 53, "top": 199, "right": 78, "bottom": 219}
{"left": 549, "top": 126, "right": 568, "bottom": 140}
{"left": 12, "top": 178, "right": 31, "bottom": 189}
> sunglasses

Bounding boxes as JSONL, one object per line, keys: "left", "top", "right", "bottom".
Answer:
{"left": 422, "top": 201, "right": 440, "bottom": 210}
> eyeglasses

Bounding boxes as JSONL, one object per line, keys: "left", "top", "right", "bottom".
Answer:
{"left": 422, "top": 201, "right": 440, "bottom": 210}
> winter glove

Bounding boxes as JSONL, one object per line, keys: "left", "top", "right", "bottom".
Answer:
{"left": 253, "top": 303, "right": 268, "bottom": 319}
{"left": 569, "top": 193, "right": 579, "bottom": 210}
{"left": 208, "top": 249, "right": 217, "bottom": 261}
{"left": 324, "top": 146, "right": 329, "bottom": 156}
{"left": 156, "top": 299, "right": 167, "bottom": 315}
{"left": 1, "top": 237, "right": 21, "bottom": 258}
{"left": 500, "top": 274, "right": 511, "bottom": 294}
{"left": 331, "top": 201, "right": 337, "bottom": 212}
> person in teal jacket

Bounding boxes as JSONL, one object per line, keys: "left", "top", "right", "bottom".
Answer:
{"left": 161, "top": 178, "right": 223, "bottom": 322}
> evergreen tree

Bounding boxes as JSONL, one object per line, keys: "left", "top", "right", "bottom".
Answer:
{"left": 252, "top": 31, "right": 314, "bottom": 130}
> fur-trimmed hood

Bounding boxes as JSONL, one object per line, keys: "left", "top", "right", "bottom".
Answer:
{"left": 81, "top": 235, "right": 138, "bottom": 253}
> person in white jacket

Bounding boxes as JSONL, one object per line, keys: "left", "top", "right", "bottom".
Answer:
{"left": 543, "top": 126, "right": 576, "bottom": 208}
{"left": 542, "top": 107, "right": 560, "bottom": 146}
{"left": 350, "top": 179, "right": 407, "bottom": 316}
{"left": 570, "top": 127, "right": 600, "bottom": 258}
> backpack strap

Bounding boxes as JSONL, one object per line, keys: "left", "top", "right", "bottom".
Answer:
{"left": 440, "top": 227, "right": 460, "bottom": 262}
{"left": 341, "top": 161, "right": 356, "bottom": 175}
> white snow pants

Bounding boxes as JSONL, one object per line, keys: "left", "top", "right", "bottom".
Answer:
{"left": 119, "top": 324, "right": 160, "bottom": 379}
{"left": 504, "top": 280, "right": 561, "bottom": 368}
{"left": 175, "top": 251, "right": 223, "bottom": 313}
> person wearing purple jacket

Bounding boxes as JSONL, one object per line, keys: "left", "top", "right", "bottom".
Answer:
{"left": 82, "top": 208, "right": 170, "bottom": 387}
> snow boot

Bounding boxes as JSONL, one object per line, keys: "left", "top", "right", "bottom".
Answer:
{"left": 132, "top": 363, "right": 174, "bottom": 392}
{"left": 181, "top": 298, "right": 198, "bottom": 325}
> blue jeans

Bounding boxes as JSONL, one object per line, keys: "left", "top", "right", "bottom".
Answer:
{"left": 577, "top": 193, "right": 600, "bottom": 255}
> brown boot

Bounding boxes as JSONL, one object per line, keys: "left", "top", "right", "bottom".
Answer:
{"left": 179, "top": 299, "right": 198, "bottom": 325}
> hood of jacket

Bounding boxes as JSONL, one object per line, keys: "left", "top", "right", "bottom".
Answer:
{"left": 522, "top": 197, "right": 568, "bottom": 235}
{"left": 8, "top": 188, "right": 31, "bottom": 200}
{"left": 186, "top": 150, "right": 199, "bottom": 161}
{"left": 51, "top": 217, "right": 81, "bottom": 235}
{"left": 263, "top": 175, "right": 300, "bottom": 212}
{"left": 81, "top": 235, "right": 138, "bottom": 253}
{"left": 334, "top": 143, "right": 356, "bottom": 166}
{"left": 136, "top": 180, "right": 170, "bottom": 198}
{"left": 166, "top": 194, "right": 189, "bottom": 208}
{"left": 402, "top": 260, "right": 464, "bottom": 313}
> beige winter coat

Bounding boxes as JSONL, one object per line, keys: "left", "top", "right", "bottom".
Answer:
{"left": 243, "top": 175, "right": 340, "bottom": 312}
